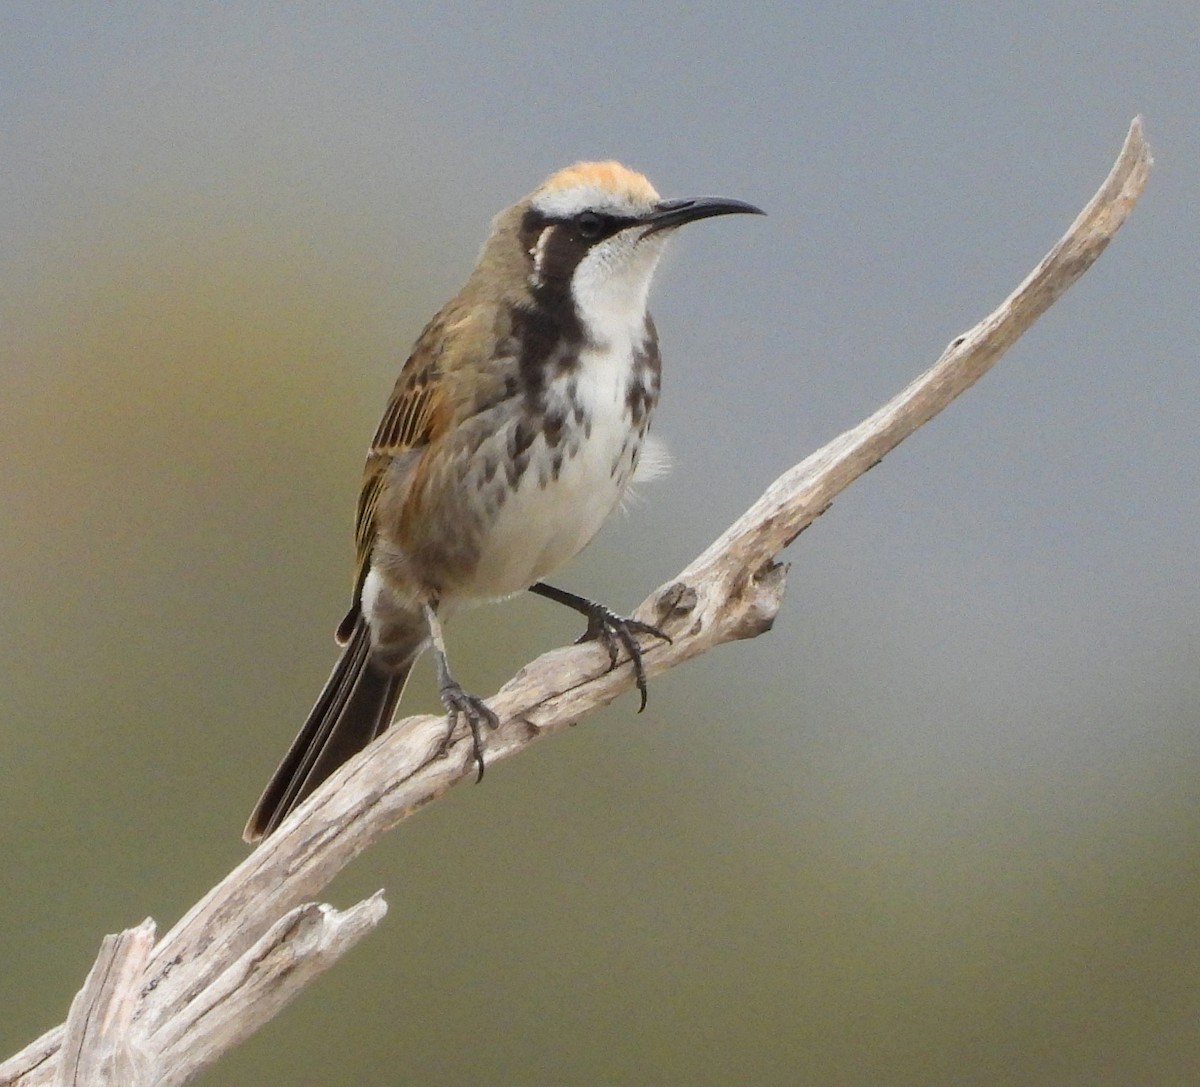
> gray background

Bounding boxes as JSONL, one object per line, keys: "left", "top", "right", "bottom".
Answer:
{"left": 2, "top": 4, "right": 1197, "bottom": 1085}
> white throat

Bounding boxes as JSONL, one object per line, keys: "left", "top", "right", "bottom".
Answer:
{"left": 570, "top": 232, "right": 667, "bottom": 346}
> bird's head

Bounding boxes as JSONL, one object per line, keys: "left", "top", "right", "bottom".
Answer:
{"left": 482, "top": 161, "right": 763, "bottom": 338}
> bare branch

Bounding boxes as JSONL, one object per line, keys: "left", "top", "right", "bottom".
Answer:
{"left": 151, "top": 895, "right": 386, "bottom": 1087}
{"left": 56, "top": 921, "right": 155, "bottom": 1087}
{"left": 0, "top": 118, "right": 1152, "bottom": 1087}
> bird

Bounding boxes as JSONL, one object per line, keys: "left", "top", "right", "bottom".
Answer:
{"left": 243, "top": 161, "right": 762, "bottom": 842}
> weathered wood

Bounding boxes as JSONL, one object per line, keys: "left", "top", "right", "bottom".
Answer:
{"left": 56, "top": 921, "right": 155, "bottom": 1087}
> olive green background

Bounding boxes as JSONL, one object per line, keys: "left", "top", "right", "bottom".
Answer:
{"left": 2, "top": 4, "right": 1198, "bottom": 1085}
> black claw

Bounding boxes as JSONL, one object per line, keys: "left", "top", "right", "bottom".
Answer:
{"left": 529, "top": 582, "right": 670, "bottom": 712}
{"left": 575, "top": 604, "right": 671, "bottom": 712}
{"left": 439, "top": 681, "right": 499, "bottom": 782}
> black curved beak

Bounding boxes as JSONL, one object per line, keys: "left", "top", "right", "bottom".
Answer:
{"left": 641, "top": 195, "right": 765, "bottom": 236}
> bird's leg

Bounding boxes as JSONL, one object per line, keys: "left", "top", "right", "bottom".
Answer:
{"left": 422, "top": 603, "right": 498, "bottom": 782}
{"left": 528, "top": 582, "right": 672, "bottom": 712}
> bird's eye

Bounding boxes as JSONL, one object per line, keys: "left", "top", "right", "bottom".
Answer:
{"left": 576, "top": 211, "right": 605, "bottom": 240}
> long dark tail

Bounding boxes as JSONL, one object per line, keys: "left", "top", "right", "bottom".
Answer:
{"left": 243, "top": 617, "right": 411, "bottom": 842}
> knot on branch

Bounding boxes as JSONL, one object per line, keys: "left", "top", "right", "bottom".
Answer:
{"left": 726, "top": 560, "right": 789, "bottom": 641}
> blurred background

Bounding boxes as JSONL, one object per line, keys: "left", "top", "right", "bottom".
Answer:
{"left": 2, "top": 5, "right": 1197, "bottom": 1085}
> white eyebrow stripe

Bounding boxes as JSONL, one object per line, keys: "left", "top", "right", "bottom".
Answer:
{"left": 531, "top": 183, "right": 656, "bottom": 220}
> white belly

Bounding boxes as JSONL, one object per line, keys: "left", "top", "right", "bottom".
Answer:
{"left": 466, "top": 346, "right": 641, "bottom": 598}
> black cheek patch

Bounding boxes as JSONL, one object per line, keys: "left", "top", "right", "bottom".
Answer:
{"left": 538, "top": 224, "right": 591, "bottom": 284}
{"left": 518, "top": 208, "right": 550, "bottom": 256}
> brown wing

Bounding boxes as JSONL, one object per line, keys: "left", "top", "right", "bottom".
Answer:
{"left": 357, "top": 358, "right": 440, "bottom": 558}
{"left": 335, "top": 320, "right": 451, "bottom": 643}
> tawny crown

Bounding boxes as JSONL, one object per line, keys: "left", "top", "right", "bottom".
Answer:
{"left": 531, "top": 160, "right": 660, "bottom": 219}
{"left": 540, "top": 161, "right": 659, "bottom": 202}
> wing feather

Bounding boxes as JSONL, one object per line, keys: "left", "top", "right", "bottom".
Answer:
{"left": 339, "top": 313, "right": 465, "bottom": 636}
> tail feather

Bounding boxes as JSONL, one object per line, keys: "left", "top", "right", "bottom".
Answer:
{"left": 243, "top": 618, "right": 411, "bottom": 842}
